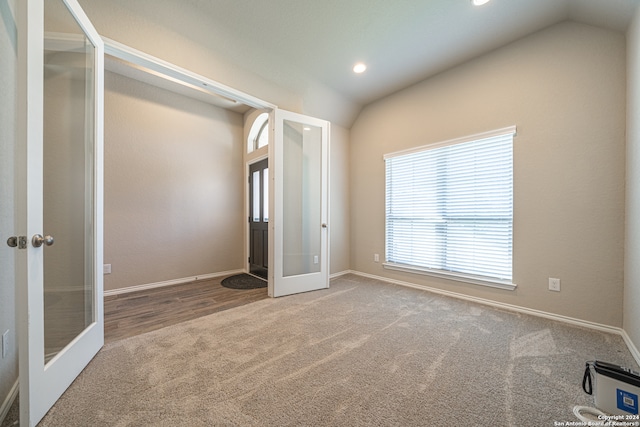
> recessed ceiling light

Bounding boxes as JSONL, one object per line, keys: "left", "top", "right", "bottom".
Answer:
{"left": 472, "top": 0, "right": 491, "bottom": 5}
{"left": 353, "top": 63, "right": 367, "bottom": 74}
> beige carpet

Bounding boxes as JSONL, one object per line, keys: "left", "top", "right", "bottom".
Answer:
{"left": 38, "top": 274, "right": 638, "bottom": 426}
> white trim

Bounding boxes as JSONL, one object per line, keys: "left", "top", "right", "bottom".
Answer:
{"left": 248, "top": 153, "right": 269, "bottom": 165}
{"left": 44, "top": 31, "right": 86, "bottom": 52}
{"left": 0, "top": 379, "right": 18, "bottom": 425}
{"left": 326, "top": 122, "right": 332, "bottom": 286}
{"left": 102, "top": 37, "right": 276, "bottom": 112}
{"left": 246, "top": 272, "right": 268, "bottom": 282}
{"left": 247, "top": 112, "right": 269, "bottom": 153}
{"left": 383, "top": 125, "right": 517, "bottom": 160}
{"left": 383, "top": 262, "right": 516, "bottom": 291}
{"left": 350, "top": 270, "right": 623, "bottom": 335}
{"left": 103, "top": 269, "right": 244, "bottom": 297}
{"left": 329, "top": 270, "right": 353, "bottom": 279}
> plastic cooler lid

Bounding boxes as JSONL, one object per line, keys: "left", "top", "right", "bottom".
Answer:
{"left": 592, "top": 360, "right": 640, "bottom": 388}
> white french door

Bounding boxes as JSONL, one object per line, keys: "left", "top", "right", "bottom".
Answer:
{"left": 17, "top": 0, "right": 103, "bottom": 425}
{"left": 268, "top": 109, "right": 330, "bottom": 297}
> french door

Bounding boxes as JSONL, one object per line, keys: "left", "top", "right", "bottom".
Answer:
{"left": 269, "top": 109, "right": 330, "bottom": 297}
{"left": 17, "top": 0, "right": 104, "bottom": 425}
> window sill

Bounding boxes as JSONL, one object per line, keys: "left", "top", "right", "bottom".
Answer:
{"left": 382, "top": 263, "right": 517, "bottom": 291}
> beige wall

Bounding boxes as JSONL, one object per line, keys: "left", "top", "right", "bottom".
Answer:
{"left": 104, "top": 72, "right": 245, "bottom": 291}
{"left": 350, "top": 21, "right": 626, "bottom": 327}
{"left": 329, "top": 124, "right": 351, "bottom": 274}
{"left": 0, "top": 0, "right": 18, "bottom": 412}
{"left": 625, "top": 6, "right": 640, "bottom": 352}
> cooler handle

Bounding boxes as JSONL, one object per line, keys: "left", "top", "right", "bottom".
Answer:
{"left": 582, "top": 361, "right": 593, "bottom": 395}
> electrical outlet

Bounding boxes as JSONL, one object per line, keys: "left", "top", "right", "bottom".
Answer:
{"left": 2, "top": 330, "right": 9, "bottom": 358}
{"left": 374, "top": 254, "right": 380, "bottom": 262}
{"left": 313, "top": 255, "right": 319, "bottom": 264}
{"left": 104, "top": 264, "right": 112, "bottom": 274}
{"left": 549, "top": 278, "right": 561, "bottom": 292}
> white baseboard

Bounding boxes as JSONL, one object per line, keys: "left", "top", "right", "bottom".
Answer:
{"left": 0, "top": 379, "right": 18, "bottom": 425}
{"left": 620, "top": 329, "right": 640, "bottom": 367}
{"left": 329, "top": 270, "right": 353, "bottom": 279}
{"left": 348, "top": 270, "right": 640, "bottom": 365}
{"left": 103, "top": 269, "right": 245, "bottom": 297}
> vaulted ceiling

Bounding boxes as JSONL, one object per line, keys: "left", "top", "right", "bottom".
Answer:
{"left": 183, "top": 0, "right": 638, "bottom": 106}
{"left": 84, "top": 0, "right": 639, "bottom": 126}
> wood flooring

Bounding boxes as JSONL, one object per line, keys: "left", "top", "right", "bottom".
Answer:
{"left": 104, "top": 275, "right": 268, "bottom": 343}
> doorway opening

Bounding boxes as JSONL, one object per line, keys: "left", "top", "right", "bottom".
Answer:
{"left": 248, "top": 158, "right": 269, "bottom": 280}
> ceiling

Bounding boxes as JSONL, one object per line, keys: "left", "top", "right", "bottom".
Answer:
{"left": 180, "top": 0, "right": 638, "bottom": 108}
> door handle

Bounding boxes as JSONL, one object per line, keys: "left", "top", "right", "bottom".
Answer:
{"left": 32, "top": 234, "right": 55, "bottom": 248}
{"left": 6, "top": 236, "right": 27, "bottom": 249}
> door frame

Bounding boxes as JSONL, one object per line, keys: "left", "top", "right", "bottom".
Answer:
{"left": 101, "top": 33, "right": 333, "bottom": 299}
{"left": 247, "top": 156, "right": 269, "bottom": 280}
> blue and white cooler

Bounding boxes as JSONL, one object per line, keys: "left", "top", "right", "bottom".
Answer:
{"left": 583, "top": 360, "right": 640, "bottom": 416}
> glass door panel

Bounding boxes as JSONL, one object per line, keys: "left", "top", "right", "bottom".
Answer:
{"left": 282, "top": 121, "right": 322, "bottom": 277}
{"left": 0, "top": 0, "right": 17, "bottom": 412}
{"left": 43, "top": 0, "right": 95, "bottom": 363}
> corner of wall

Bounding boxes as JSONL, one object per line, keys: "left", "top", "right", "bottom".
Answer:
{"left": 624, "top": 4, "right": 640, "bottom": 358}
{"left": 329, "top": 123, "right": 351, "bottom": 274}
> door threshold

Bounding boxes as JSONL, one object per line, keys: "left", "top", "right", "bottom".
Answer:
{"left": 246, "top": 272, "right": 268, "bottom": 282}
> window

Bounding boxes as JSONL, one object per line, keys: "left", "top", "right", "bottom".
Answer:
{"left": 247, "top": 112, "right": 269, "bottom": 153}
{"left": 252, "top": 170, "right": 261, "bottom": 222}
{"left": 384, "top": 127, "right": 516, "bottom": 289}
{"left": 263, "top": 167, "right": 269, "bottom": 222}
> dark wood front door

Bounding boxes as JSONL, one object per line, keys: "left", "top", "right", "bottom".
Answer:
{"left": 249, "top": 158, "right": 268, "bottom": 279}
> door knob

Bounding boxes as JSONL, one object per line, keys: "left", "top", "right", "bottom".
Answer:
{"left": 321, "top": 223, "right": 327, "bottom": 229}
{"left": 7, "top": 236, "right": 17, "bottom": 247}
{"left": 32, "top": 234, "right": 54, "bottom": 248}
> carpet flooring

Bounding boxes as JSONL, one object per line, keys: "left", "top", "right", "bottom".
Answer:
{"left": 37, "top": 274, "right": 638, "bottom": 426}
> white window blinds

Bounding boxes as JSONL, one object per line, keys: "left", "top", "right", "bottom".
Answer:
{"left": 385, "top": 127, "right": 515, "bottom": 283}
